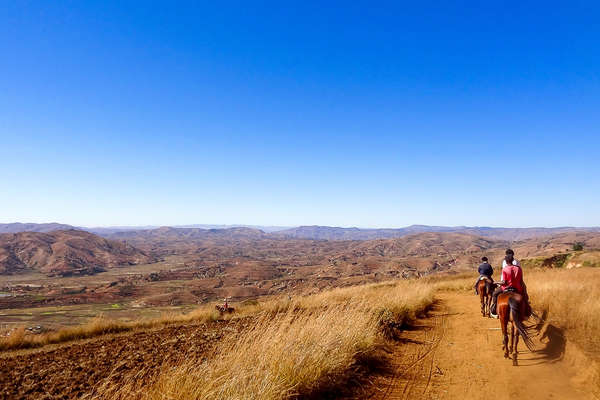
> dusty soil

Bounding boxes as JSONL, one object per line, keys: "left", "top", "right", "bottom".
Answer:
{"left": 0, "top": 319, "right": 249, "bottom": 400}
{"left": 361, "top": 292, "right": 596, "bottom": 400}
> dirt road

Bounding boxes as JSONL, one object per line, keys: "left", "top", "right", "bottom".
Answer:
{"left": 364, "top": 292, "right": 596, "bottom": 400}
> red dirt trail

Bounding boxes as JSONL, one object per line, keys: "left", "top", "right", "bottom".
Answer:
{"left": 361, "top": 292, "right": 596, "bottom": 400}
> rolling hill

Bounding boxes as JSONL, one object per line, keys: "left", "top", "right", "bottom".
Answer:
{"left": 0, "top": 230, "right": 155, "bottom": 276}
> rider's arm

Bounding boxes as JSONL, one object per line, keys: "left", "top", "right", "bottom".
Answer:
{"left": 498, "top": 268, "right": 509, "bottom": 286}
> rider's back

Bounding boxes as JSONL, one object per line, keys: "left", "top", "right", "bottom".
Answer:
{"left": 501, "top": 263, "right": 523, "bottom": 293}
{"left": 478, "top": 262, "right": 493, "bottom": 277}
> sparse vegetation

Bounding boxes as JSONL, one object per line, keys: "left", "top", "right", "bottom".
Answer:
{"left": 573, "top": 242, "right": 584, "bottom": 251}
{"left": 0, "top": 306, "right": 223, "bottom": 351}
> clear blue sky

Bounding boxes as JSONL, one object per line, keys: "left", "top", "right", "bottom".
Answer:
{"left": 1, "top": 1, "right": 599, "bottom": 228}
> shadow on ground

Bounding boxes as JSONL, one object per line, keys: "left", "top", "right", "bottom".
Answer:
{"left": 518, "top": 309, "right": 566, "bottom": 366}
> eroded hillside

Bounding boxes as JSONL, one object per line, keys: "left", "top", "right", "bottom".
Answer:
{"left": 0, "top": 230, "right": 155, "bottom": 276}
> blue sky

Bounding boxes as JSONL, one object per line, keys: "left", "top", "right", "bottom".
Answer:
{"left": 1, "top": 1, "right": 599, "bottom": 227}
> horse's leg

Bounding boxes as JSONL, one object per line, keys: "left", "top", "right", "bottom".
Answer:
{"left": 481, "top": 295, "right": 485, "bottom": 316}
{"left": 513, "top": 323, "right": 519, "bottom": 366}
{"left": 479, "top": 287, "right": 485, "bottom": 317}
{"left": 509, "top": 323, "right": 515, "bottom": 355}
{"left": 501, "top": 315, "right": 509, "bottom": 358}
{"left": 482, "top": 295, "right": 486, "bottom": 316}
{"left": 485, "top": 288, "right": 490, "bottom": 316}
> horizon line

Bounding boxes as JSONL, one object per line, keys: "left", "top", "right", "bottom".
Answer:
{"left": 2, "top": 221, "right": 600, "bottom": 231}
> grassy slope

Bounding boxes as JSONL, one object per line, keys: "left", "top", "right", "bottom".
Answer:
{"left": 90, "top": 281, "right": 434, "bottom": 400}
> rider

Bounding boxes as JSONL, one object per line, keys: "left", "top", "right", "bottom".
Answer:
{"left": 490, "top": 249, "right": 530, "bottom": 318}
{"left": 473, "top": 256, "right": 493, "bottom": 295}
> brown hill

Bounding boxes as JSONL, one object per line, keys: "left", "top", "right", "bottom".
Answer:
{"left": 512, "top": 231, "right": 600, "bottom": 257}
{"left": 0, "top": 230, "right": 155, "bottom": 276}
{"left": 107, "top": 226, "right": 266, "bottom": 243}
{"left": 347, "top": 232, "right": 504, "bottom": 258}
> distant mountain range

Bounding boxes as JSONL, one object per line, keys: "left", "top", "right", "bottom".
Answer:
{"left": 272, "top": 225, "right": 600, "bottom": 241}
{"left": 0, "top": 223, "right": 75, "bottom": 234}
{"left": 1, "top": 222, "right": 600, "bottom": 241}
{"left": 0, "top": 223, "right": 290, "bottom": 235}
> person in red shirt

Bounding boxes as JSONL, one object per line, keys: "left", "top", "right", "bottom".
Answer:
{"left": 490, "top": 249, "right": 530, "bottom": 318}
{"left": 501, "top": 259, "right": 523, "bottom": 293}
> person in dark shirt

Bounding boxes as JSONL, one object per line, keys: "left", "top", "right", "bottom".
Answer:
{"left": 473, "top": 256, "right": 493, "bottom": 295}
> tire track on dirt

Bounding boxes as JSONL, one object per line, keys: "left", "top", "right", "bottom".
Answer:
{"left": 368, "top": 302, "right": 448, "bottom": 400}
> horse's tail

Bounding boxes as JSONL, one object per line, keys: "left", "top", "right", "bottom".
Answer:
{"left": 509, "top": 296, "right": 535, "bottom": 351}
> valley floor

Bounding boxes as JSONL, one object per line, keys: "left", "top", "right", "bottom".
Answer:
{"left": 360, "top": 292, "right": 596, "bottom": 400}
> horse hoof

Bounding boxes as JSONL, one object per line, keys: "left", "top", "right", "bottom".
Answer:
{"left": 513, "top": 360, "right": 518, "bottom": 366}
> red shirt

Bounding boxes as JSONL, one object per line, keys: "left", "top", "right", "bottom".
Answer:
{"left": 501, "top": 264, "right": 523, "bottom": 293}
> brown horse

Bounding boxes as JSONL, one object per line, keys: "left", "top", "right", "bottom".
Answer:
{"left": 497, "top": 291, "right": 534, "bottom": 366}
{"left": 477, "top": 278, "right": 493, "bottom": 317}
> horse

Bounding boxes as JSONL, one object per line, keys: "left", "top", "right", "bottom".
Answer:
{"left": 497, "top": 291, "right": 534, "bottom": 366}
{"left": 215, "top": 298, "right": 235, "bottom": 314}
{"left": 477, "top": 278, "right": 493, "bottom": 317}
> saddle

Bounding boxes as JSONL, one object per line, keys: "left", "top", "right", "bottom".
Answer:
{"left": 501, "top": 287, "right": 531, "bottom": 318}
{"left": 478, "top": 276, "right": 493, "bottom": 283}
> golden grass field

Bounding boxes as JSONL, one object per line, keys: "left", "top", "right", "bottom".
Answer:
{"left": 527, "top": 268, "right": 600, "bottom": 352}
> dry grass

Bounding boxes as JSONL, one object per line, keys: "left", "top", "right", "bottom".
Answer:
{"left": 526, "top": 268, "right": 600, "bottom": 352}
{"left": 0, "top": 305, "right": 224, "bottom": 351}
{"left": 93, "top": 280, "right": 434, "bottom": 400}
{"left": 425, "top": 272, "right": 473, "bottom": 292}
